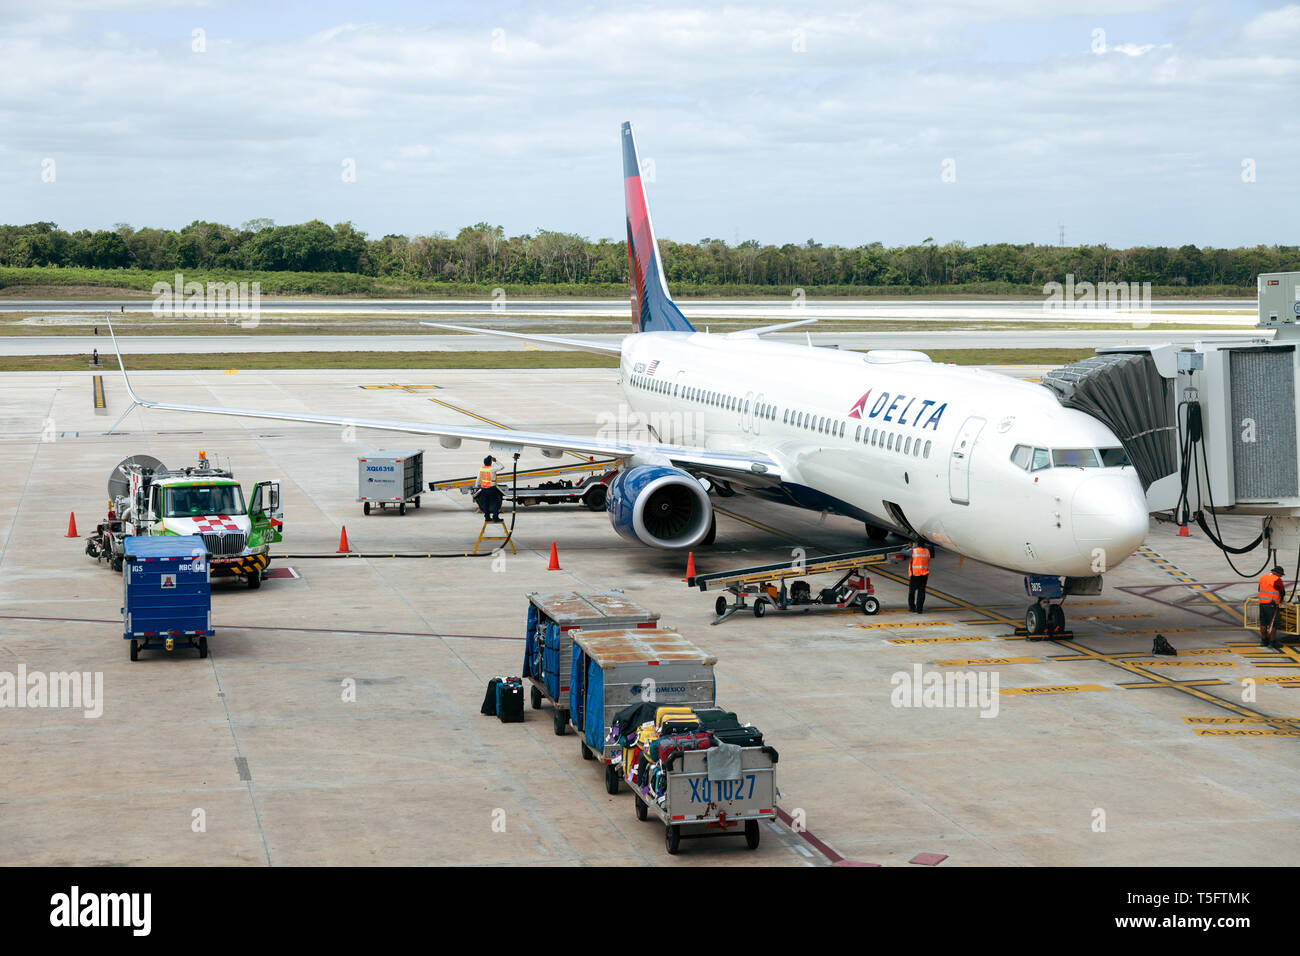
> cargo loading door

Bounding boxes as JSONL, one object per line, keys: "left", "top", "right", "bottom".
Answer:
{"left": 948, "top": 416, "right": 986, "bottom": 505}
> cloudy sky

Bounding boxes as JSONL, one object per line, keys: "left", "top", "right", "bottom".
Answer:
{"left": 2, "top": 0, "right": 1296, "bottom": 247}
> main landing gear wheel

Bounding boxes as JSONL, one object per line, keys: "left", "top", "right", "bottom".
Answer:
{"left": 1025, "top": 604, "right": 1046, "bottom": 637}
{"left": 530, "top": 686, "right": 542, "bottom": 710}
{"left": 701, "top": 515, "right": 717, "bottom": 546}
{"left": 861, "top": 596, "right": 880, "bottom": 615}
{"left": 1047, "top": 604, "right": 1065, "bottom": 633}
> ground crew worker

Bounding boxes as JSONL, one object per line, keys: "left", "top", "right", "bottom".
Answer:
{"left": 1259, "top": 564, "right": 1286, "bottom": 649}
{"left": 477, "top": 455, "right": 504, "bottom": 522}
{"left": 908, "top": 539, "right": 931, "bottom": 615}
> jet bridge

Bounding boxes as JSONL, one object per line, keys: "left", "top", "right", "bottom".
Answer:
{"left": 1040, "top": 271, "right": 1300, "bottom": 572}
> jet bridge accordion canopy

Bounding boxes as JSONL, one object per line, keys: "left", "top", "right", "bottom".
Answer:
{"left": 1040, "top": 352, "right": 1176, "bottom": 491}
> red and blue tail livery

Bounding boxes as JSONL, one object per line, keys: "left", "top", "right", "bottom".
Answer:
{"left": 622, "top": 122, "right": 695, "bottom": 334}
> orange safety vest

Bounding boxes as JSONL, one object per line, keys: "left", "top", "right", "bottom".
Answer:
{"left": 477, "top": 467, "right": 496, "bottom": 489}
{"left": 910, "top": 545, "right": 931, "bottom": 577}
{"left": 1260, "top": 573, "right": 1284, "bottom": 605}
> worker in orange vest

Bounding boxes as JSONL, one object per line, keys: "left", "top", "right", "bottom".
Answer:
{"left": 908, "top": 539, "right": 932, "bottom": 615}
{"left": 477, "top": 455, "right": 503, "bottom": 522}
{"left": 1259, "top": 564, "right": 1286, "bottom": 649}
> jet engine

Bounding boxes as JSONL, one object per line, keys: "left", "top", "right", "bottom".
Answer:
{"left": 606, "top": 464, "right": 713, "bottom": 549}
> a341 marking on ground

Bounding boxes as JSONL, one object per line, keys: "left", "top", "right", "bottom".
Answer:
{"left": 1183, "top": 716, "right": 1300, "bottom": 724}
{"left": 1194, "top": 728, "right": 1300, "bottom": 737}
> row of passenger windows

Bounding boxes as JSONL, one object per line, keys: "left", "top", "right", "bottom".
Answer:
{"left": 1010, "top": 444, "right": 1132, "bottom": 471}
{"left": 627, "top": 372, "right": 932, "bottom": 459}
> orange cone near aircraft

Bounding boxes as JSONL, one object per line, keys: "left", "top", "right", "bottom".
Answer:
{"left": 65, "top": 512, "right": 78, "bottom": 538}
{"left": 547, "top": 542, "right": 561, "bottom": 570}
{"left": 337, "top": 526, "right": 351, "bottom": 553}
{"left": 683, "top": 551, "right": 696, "bottom": 582}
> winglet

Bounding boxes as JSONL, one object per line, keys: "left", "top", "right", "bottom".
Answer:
{"left": 622, "top": 122, "right": 694, "bottom": 334}
{"left": 104, "top": 310, "right": 150, "bottom": 408}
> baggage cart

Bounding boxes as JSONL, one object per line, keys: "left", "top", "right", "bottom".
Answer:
{"left": 358, "top": 450, "right": 424, "bottom": 515}
{"left": 569, "top": 627, "right": 716, "bottom": 795}
{"left": 121, "top": 535, "right": 213, "bottom": 660}
{"left": 627, "top": 745, "right": 778, "bottom": 855}
{"left": 522, "top": 591, "right": 661, "bottom": 736}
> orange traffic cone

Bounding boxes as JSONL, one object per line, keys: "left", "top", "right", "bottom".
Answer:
{"left": 65, "top": 512, "right": 78, "bottom": 537}
{"left": 1178, "top": 525, "right": 1190, "bottom": 537}
{"left": 683, "top": 551, "right": 697, "bottom": 582}
{"left": 337, "top": 526, "right": 351, "bottom": 553}
{"left": 547, "top": 542, "right": 561, "bottom": 570}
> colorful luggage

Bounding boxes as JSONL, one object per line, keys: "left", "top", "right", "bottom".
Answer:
{"left": 658, "top": 716, "right": 702, "bottom": 736}
{"left": 713, "top": 724, "right": 763, "bottom": 747}
{"left": 481, "top": 677, "right": 503, "bottom": 716}
{"left": 649, "top": 731, "right": 714, "bottom": 763}
{"left": 691, "top": 707, "right": 738, "bottom": 727}
{"left": 496, "top": 677, "right": 524, "bottom": 723}
{"left": 654, "top": 706, "right": 696, "bottom": 728}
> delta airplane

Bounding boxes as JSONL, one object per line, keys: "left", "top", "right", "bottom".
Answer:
{"left": 107, "top": 122, "right": 1149, "bottom": 633}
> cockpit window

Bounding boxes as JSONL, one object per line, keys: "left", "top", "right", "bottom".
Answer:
{"left": 1030, "top": 447, "right": 1052, "bottom": 472}
{"left": 1052, "top": 448, "right": 1099, "bottom": 468}
{"left": 1099, "top": 447, "right": 1131, "bottom": 467}
{"left": 1010, "top": 444, "right": 1032, "bottom": 469}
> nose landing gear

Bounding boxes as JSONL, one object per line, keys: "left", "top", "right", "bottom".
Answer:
{"left": 1022, "top": 575, "right": 1069, "bottom": 640}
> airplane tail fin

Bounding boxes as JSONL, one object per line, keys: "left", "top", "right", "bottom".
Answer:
{"left": 622, "top": 122, "right": 694, "bottom": 334}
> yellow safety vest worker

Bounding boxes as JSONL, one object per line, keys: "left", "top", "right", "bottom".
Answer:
{"left": 477, "top": 467, "right": 496, "bottom": 489}
{"left": 910, "top": 545, "right": 931, "bottom": 577}
{"left": 1260, "top": 573, "right": 1284, "bottom": 605}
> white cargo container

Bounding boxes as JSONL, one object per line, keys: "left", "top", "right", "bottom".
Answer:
{"left": 357, "top": 450, "right": 424, "bottom": 515}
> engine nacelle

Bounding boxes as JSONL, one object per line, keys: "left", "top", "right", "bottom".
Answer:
{"left": 606, "top": 465, "right": 713, "bottom": 550}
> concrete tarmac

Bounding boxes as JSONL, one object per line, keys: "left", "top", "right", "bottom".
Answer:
{"left": 2, "top": 368, "right": 1297, "bottom": 866}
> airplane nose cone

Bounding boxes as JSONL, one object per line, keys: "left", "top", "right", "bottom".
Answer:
{"left": 1072, "top": 474, "right": 1148, "bottom": 570}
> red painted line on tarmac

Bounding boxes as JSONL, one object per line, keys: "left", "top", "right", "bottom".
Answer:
{"left": 0, "top": 615, "right": 520, "bottom": 642}
{"left": 773, "top": 806, "right": 879, "bottom": 866}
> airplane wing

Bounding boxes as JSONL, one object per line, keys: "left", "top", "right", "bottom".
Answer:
{"left": 725, "top": 318, "right": 819, "bottom": 336}
{"left": 105, "top": 317, "right": 785, "bottom": 486}
{"left": 418, "top": 322, "right": 623, "bottom": 355}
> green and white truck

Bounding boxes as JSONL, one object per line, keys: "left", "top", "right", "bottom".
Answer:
{"left": 87, "top": 452, "right": 283, "bottom": 588}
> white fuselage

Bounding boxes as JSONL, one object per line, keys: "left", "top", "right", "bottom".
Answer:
{"left": 619, "top": 332, "right": 1148, "bottom": 577}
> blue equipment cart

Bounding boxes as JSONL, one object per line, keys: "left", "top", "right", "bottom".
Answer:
{"left": 121, "top": 535, "right": 213, "bottom": 661}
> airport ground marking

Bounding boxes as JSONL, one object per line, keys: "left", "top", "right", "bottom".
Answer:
{"left": 1001, "top": 684, "right": 1110, "bottom": 696}
{"left": 1193, "top": 728, "right": 1300, "bottom": 737}
{"left": 861, "top": 623, "right": 959, "bottom": 633}
{"left": 882, "top": 634, "right": 985, "bottom": 643}
{"left": 932, "top": 656, "right": 1037, "bottom": 666}
{"left": 359, "top": 383, "right": 442, "bottom": 392}
{"left": 1183, "top": 716, "right": 1300, "bottom": 724}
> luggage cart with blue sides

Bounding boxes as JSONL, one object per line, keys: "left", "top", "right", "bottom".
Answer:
{"left": 121, "top": 535, "right": 213, "bottom": 661}
{"left": 523, "top": 591, "right": 661, "bottom": 736}
{"left": 570, "top": 627, "right": 716, "bottom": 795}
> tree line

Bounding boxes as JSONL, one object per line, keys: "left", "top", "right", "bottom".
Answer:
{"left": 0, "top": 219, "right": 1293, "bottom": 290}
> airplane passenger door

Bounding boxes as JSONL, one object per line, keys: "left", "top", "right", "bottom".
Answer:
{"left": 948, "top": 416, "right": 987, "bottom": 505}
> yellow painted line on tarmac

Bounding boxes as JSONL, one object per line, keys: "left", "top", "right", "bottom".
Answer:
{"left": 932, "top": 656, "right": 1037, "bottom": 666}
{"left": 1257, "top": 675, "right": 1300, "bottom": 685}
{"left": 1184, "top": 716, "right": 1300, "bottom": 724}
{"left": 1194, "top": 728, "right": 1300, "bottom": 737}
{"left": 879, "top": 631, "right": 976, "bottom": 641}
{"left": 1088, "top": 613, "right": 1155, "bottom": 620}
{"left": 1001, "top": 684, "right": 1109, "bottom": 696}
{"left": 1129, "top": 660, "right": 1237, "bottom": 667}
{"left": 92, "top": 375, "right": 106, "bottom": 409}
{"left": 1120, "top": 679, "right": 1230, "bottom": 689}
{"left": 1100, "top": 627, "right": 1202, "bottom": 636}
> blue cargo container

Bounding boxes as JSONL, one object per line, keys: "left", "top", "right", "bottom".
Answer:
{"left": 568, "top": 627, "right": 717, "bottom": 795}
{"left": 521, "top": 591, "right": 660, "bottom": 737}
{"left": 121, "top": 535, "right": 213, "bottom": 661}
